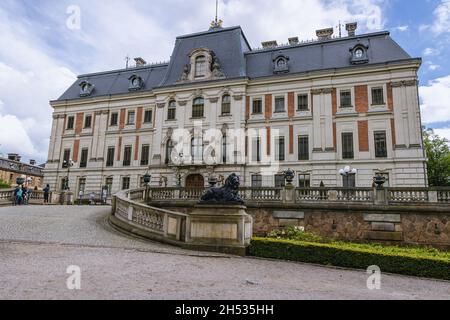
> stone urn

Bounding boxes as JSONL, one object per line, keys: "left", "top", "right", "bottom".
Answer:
{"left": 283, "top": 169, "right": 295, "bottom": 187}
{"left": 373, "top": 174, "right": 386, "bottom": 190}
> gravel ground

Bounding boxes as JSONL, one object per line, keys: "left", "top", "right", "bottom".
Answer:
{"left": 0, "top": 205, "right": 450, "bottom": 300}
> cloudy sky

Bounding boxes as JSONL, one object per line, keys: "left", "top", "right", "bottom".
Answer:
{"left": 0, "top": 0, "right": 449, "bottom": 163}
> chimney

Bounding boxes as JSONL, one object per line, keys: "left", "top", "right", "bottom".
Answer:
{"left": 346, "top": 22, "right": 358, "bottom": 37}
{"left": 30, "top": 159, "right": 36, "bottom": 166}
{"left": 261, "top": 40, "right": 278, "bottom": 49}
{"left": 288, "top": 37, "right": 299, "bottom": 45}
{"left": 8, "top": 153, "right": 19, "bottom": 162}
{"left": 316, "top": 28, "right": 334, "bottom": 41}
{"left": 134, "top": 57, "right": 147, "bottom": 67}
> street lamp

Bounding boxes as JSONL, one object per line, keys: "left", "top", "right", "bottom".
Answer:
{"left": 63, "top": 159, "right": 74, "bottom": 191}
{"left": 143, "top": 171, "right": 151, "bottom": 203}
{"left": 339, "top": 166, "right": 357, "bottom": 188}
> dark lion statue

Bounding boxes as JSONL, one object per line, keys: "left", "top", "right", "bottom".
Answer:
{"left": 199, "top": 173, "right": 244, "bottom": 205}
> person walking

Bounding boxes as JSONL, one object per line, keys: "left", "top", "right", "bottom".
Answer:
{"left": 16, "top": 186, "right": 23, "bottom": 206}
{"left": 43, "top": 184, "right": 50, "bottom": 204}
{"left": 21, "top": 186, "right": 27, "bottom": 205}
{"left": 26, "top": 188, "right": 32, "bottom": 205}
{"left": 13, "top": 186, "right": 20, "bottom": 206}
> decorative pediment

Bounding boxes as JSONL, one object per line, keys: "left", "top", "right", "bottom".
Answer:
{"left": 178, "top": 48, "right": 225, "bottom": 83}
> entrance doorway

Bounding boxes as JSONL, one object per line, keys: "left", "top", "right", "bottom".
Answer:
{"left": 186, "top": 174, "right": 204, "bottom": 188}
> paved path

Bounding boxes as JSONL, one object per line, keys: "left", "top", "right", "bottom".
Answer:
{"left": 0, "top": 206, "right": 449, "bottom": 300}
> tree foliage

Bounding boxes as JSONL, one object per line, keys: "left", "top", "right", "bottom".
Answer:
{"left": 0, "top": 179, "right": 10, "bottom": 189}
{"left": 423, "top": 127, "right": 450, "bottom": 186}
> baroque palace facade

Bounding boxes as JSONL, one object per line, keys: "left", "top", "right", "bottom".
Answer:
{"left": 44, "top": 22, "right": 426, "bottom": 196}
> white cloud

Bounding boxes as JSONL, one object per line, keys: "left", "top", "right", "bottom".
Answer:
{"left": 421, "top": 0, "right": 450, "bottom": 35}
{"left": 433, "top": 128, "right": 450, "bottom": 143}
{"left": 394, "top": 25, "right": 409, "bottom": 32}
{"left": 423, "top": 47, "right": 440, "bottom": 56}
{"left": 425, "top": 61, "right": 440, "bottom": 71}
{"left": 0, "top": 114, "right": 42, "bottom": 158}
{"left": 420, "top": 75, "right": 450, "bottom": 124}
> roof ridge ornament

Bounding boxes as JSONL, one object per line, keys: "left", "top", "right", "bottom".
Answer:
{"left": 209, "top": 0, "right": 223, "bottom": 30}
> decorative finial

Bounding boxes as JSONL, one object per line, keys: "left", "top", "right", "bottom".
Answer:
{"left": 125, "top": 54, "right": 130, "bottom": 69}
{"left": 210, "top": 0, "right": 223, "bottom": 30}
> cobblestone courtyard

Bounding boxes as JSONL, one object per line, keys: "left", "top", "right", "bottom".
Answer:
{"left": 0, "top": 206, "right": 449, "bottom": 300}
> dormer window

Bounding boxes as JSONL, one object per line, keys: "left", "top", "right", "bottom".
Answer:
{"left": 350, "top": 44, "right": 369, "bottom": 64}
{"left": 79, "top": 80, "right": 94, "bottom": 97}
{"left": 273, "top": 54, "right": 289, "bottom": 74}
{"left": 195, "top": 56, "right": 207, "bottom": 78}
{"left": 128, "top": 75, "right": 143, "bottom": 91}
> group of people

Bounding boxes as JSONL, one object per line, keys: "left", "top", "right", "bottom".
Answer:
{"left": 13, "top": 185, "right": 34, "bottom": 206}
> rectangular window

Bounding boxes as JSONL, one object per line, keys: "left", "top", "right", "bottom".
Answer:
{"left": 141, "top": 144, "right": 150, "bottom": 166}
{"left": 343, "top": 174, "right": 356, "bottom": 188}
{"left": 297, "top": 94, "right": 309, "bottom": 111}
{"left": 371, "top": 87, "right": 385, "bottom": 105}
{"left": 123, "top": 146, "right": 132, "bottom": 166}
{"left": 84, "top": 115, "right": 92, "bottom": 128}
{"left": 298, "top": 136, "right": 309, "bottom": 161}
{"left": 342, "top": 133, "right": 354, "bottom": 159}
{"left": 274, "top": 96, "right": 285, "bottom": 113}
{"left": 252, "top": 99, "right": 262, "bottom": 114}
{"left": 78, "top": 178, "right": 86, "bottom": 196}
{"left": 275, "top": 136, "right": 285, "bottom": 161}
{"left": 144, "top": 110, "right": 152, "bottom": 123}
{"left": 62, "top": 149, "right": 71, "bottom": 168}
{"left": 192, "top": 104, "right": 204, "bottom": 118}
{"left": 252, "top": 137, "right": 261, "bottom": 162}
{"left": 122, "top": 177, "right": 130, "bottom": 190}
{"left": 106, "top": 147, "right": 115, "bottom": 167}
{"left": 298, "top": 174, "right": 311, "bottom": 188}
{"left": 105, "top": 177, "right": 113, "bottom": 195}
{"left": 374, "top": 131, "right": 388, "bottom": 158}
{"left": 110, "top": 112, "right": 118, "bottom": 126}
{"left": 251, "top": 174, "right": 262, "bottom": 187}
{"left": 275, "top": 174, "right": 285, "bottom": 188}
{"left": 80, "top": 148, "right": 88, "bottom": 168}
{"left": 67, "top": 116, "right": 75, "bottom": 130}
{"left": 127, "top": 111, "right": 135, "bottom": 125}
{"left": 340, "top": 90, "right": 352, "bottom": 108}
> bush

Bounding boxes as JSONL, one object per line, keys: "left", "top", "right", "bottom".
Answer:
{"left": 267, "top": 226, "right": 325, "bottom": 243}
{"left": 249, "top": 237, "right": 450, "bottom": 281}
{"left": 0, "top": 179, "right": 10, "bottom": 189}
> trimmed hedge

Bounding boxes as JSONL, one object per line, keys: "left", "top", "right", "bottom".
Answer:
{"left": 249, "top": 237, "right": 450, "bottom": 281}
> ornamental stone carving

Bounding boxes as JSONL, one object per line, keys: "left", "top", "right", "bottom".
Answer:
{"left": 199, "top": 173, "right": 245, "bottom": 205}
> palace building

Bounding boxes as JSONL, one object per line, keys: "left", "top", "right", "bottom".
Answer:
{"left": 44, "top": 22, "right": 427, "bottom": 196}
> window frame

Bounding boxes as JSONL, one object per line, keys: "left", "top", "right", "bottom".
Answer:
{"left": 297, "top": 94, "right": 309, "bottom": 111}
{"left": 251, "top": 174, "right": 263, "bottom": 187}
{"left": 221, "top": 94, "right": 231, "bottom": 115}
{"left": 191, "top": 137, "right": 203, "bottom": 163}
{"left": 374, "top": 131, "right": 388, "bottom": 158}
{"left": 143, "top": 109, "right": 153, "bottom": 124}
{"left": 140, "top": 144, "right": 150, "bottom": 166}
{"left": 275, "top": 136, "right": 285, "bottom": 161}
{"left": 194, "top": 55, "right": 207, "bottom": 78}
{"left": 79, "top": 148, "right": 88, "bottom": 168}
{"left": 298, "top": 135, "right": 309, "bottom": 161}
{"left": 121, "top": 177, "right": 130, "bottom": 190}
{"left": 341, "top": 132, "right": 354, "bottom": 159}
{"left": 298, "top": 174, "right": 311, "bottom": 188}
{"left": 66, "top": 116, "right": 75, "bottom": 130}
{"left": 167, "top": 100, "right": 176, "bottom": 120}
{"left": 252, "top": 98, "right": 263, "bottom": 115}
{"left": 84, "top": 115, "right": 92, "bottom": 129}
{"left": 106, "top": 147, "right": 115, "bottom": 167}
{"left": 192, "top": 97, "right": 205, "bottom": 119}
{"left": 127, "top": 111, "right": 136, "bottom": 125}
{"left": 123, "top": 145, "right": 132, "bottom": 167}
{"left": 274, "top": 96, "right": 286, "bottom": 113}
{"left": 339, "top": 90, "right": 352, "bottom": 108}
{"left": 110, "top": 112, "right": 118, "bottom": 127}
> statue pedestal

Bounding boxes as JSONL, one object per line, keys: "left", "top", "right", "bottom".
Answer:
{"left": 185, "top": 204, "right": 253, "bottom": 256}
{"left": 60, "top": 191, "right": 74, "bottom": 205}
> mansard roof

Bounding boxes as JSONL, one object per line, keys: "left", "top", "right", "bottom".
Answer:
{"left": 54, "top": 26, "right": 417, "bottom": 102}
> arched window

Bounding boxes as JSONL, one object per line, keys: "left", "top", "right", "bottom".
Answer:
{"left": 195, "top": 56, "right": 207, "bottom": 78}
{"left": 192, "top": 97, "right": 204, "bottom": 118}
{"left": 167, "top": 100, "right": 176, "bottom": 120}
{"left": 191, "top": 137, "right": 203, "bottom": 163}
{"left": 221, "top": 94, "right": 231, "bottom": 115}
{"left": 165, "top": 139, "right": 174, "bottom": 164}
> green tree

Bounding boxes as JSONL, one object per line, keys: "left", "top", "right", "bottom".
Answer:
{"left": 423, "top": 127, "right": 450, "bottom": 186}
{"left": 0, "top": 179, "right": 10, "bottom": 189}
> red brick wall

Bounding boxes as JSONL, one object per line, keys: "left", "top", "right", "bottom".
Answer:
{"left": 355, "top": 85, "right": 368, "bottom": 113}
{"left": 117, "top": 137, "right": 122, "bottom": 161}
{"left": 119, "top": 109, "right": 126, "bottom": 129}
{"left": 73, "top": 140, "right": 80, "bottom": 162}
{"left": 134, "top": 136, "right": 140, "bottom": 161}
{"left": 391, "top": 118, "right": 397, "bottom": 147}
{"left": 332, "top": 88, "right": 337, "bottom": 116}
{"left": 358, "top": 120, "right": 369, "bottom": 152}
{"left": 136, "top": 107, "right": 143, "bottom": 130}
{"left": 265, "top": 94, "right": 272, "bottom": 119}
{"left": 75, "top": 113, "right": 84, "bottom": 134}
{"left": 245, "top": 96, "right": 250, "bottom": 120}
{"left": 387, "top": 83, "right": 393, "bottom": 111}
{"left": 289, "top": 125, "right": 294, "bottom": 154}
{"left": 288, "top": 92, "right": 295, "bottom": 118}
{"left": 266, "top": 127, "right": 271, "bottom": 155}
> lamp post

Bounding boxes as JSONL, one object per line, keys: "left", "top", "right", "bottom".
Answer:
{"left": 62, "top": 159, "right": 74, "bottom": 191}
{"left": 339, "top": 166, "right": 357, "bottom": 200}
{"left": 143, "top": 171, "right": 151, "bottom": 203}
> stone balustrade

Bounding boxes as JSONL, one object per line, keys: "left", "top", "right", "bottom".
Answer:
{"left": 111, "top": 188, "right": 253, "bottom": 255}
{"left": 0, "top": 189, "right": 51, "bottom": 205}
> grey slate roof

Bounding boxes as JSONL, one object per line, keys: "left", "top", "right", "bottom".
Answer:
{"left": 54, "top": 27, "right": 416, "bottom": 102}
